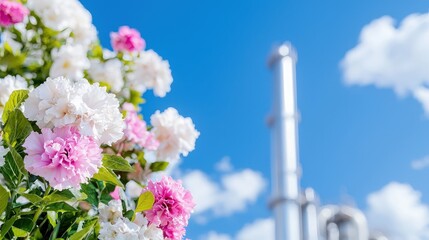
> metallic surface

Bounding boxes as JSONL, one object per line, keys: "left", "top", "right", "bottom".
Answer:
{"left": 302, "top": 188, "right": 320, "bottom": 240}
{"left": 318, "top": 205, "right": 369, "bottom": 240}
{"left": 268, "top": 42, "right": 302, "bottom": 240}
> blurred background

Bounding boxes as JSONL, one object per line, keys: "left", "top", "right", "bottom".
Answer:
{"left": 81, "top": 1, "right": 429, "bottom": 239}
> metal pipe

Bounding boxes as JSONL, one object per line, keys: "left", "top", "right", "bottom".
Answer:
{"left": 302, "top": 188, "right": 320, "bottom": 240}
{"left": 318, "top": 205, "right": 369, "bottom": 240}
{"left": 268, "top": 42, "right": 302, "bottom": 240}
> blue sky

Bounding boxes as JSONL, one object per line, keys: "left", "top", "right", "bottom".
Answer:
{"left": 81, "top": 1, "right": 429, "bottom": 239}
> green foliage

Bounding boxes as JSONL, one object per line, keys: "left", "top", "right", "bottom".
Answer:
{"left": 0, "top": 184, "right": 10, "bottom": 215}
{"left": 150, "top": 161, "right": 169, "bottom": 172}
{"left": 2, "top": 109, "right": 32, "bottom": 147}
{"left": 102, "top": 154, "right": 134, "bottom": 172}
{"left": 0, "top": 42, "right": 27, "bottom": 69}
{"left": 43, "top": 190, "right": 75, "bottom": 204}
{"left": 2, "top": 90, "right": 29, "bottom": 123}
{"left": 1, "top": 147, "right": 26, "bottom": 189}
{"left": 129, "top": 89, "right": 145, "bottom": 106}
{"left": 92, "top": 166, "right": 124, "bottom": 188}
{"left": 69, "top": 219, "right": 97, "bottom": 240}
{"left": 135, "top": 191, "right": 155, "bottom": 213}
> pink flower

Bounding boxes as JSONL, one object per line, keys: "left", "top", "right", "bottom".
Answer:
{"left": 110, "top": 186, "right": 121, "bottom": 200}
{"left": 144, "top": 176, "right": 195, "bottom": 240}
{"left": 110, "top": 26, "right": 145, "bottom": 52}
{"left": 23, "top": 126, "right": 102, "bottom": 190}
{"left": 0, "top": 0, "right": 29, "bottom": 27}
{"left": 122, "top": 103, "right": 159, "bottom": 150}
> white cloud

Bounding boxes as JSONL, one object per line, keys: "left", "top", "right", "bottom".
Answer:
{"left": 182, "top": 170, "right": 220, "bottom": 214}
{"left": 202, "top": 231, "right": 232, "bottom": 240}
{"left": 182, "top": 168, "right": 266, "bottom": 217}
{"left": 200, "top": 218, "right": 274, "bottom": 240}
{"left": 341, "top": 12, "right": 429, "bottom": 113}
{"left": 411, "top": 155, "right": 429, "bottom": 170}
{"left": 366, "top": 182, "right": 429, "bottom": 240}
{"left": 215, "top": 156, "right": 233, "bottom": 172}
{"left": 236, "top": 218, "right": 275, "bottom": 240}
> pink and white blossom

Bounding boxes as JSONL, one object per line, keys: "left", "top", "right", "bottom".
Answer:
{"left": 23, "top": 77, "right": 124, "bottom": 145}
{"left": 120, "top": 103, "right": 159, "bottom": 151}
{"left": 0, "top": 0, "right": 29, "bottom": 27}
{"left": 23, "top": 126, "right": 102, "bottom": 190}
{"left": 144, "top": 176, "right": 195, "bottom": 240}
{"left": 111, "top": 26, "right": 145, "bottom": 53}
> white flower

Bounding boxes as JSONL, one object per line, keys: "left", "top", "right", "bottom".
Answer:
{"left": 99, "top": 200, "right": 123, "bottom": 223}
{"left": 27, "top": 0, "right": 97, "bottom": 48}
{"left": 125, "top": 180, "right": 143, "bottom": 199}
{"left": 0, "top": 75, "right": 27, "bottom": 119}
{"left": 23, "top": 77, "right": 124, "bottom": 144}
{"left": 127, "top": 50, "right": 173, "bottom": 97}
{"left": 143, "top": 224, "right": 164, "bottom": 240}
{"left": 150, "top": 108, "right": 200, "bottom": 162}
{"left": 88, "top": 59, "right": 124, "bottom": 93}
{"left": 50, "top": 44, "right": 90, "bottom": 80}
{"left": 0, "top": 135, "right": 7, "bottom": 168}
{"left": 99, "top": 218, "right": 141, "bottom": 240}
{"left": 98, "top": 206, "right": 165, "bottom": 240}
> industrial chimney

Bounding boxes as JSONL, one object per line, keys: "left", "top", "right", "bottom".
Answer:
{"left": 268, "top": 42, "right": 302, "bottom": 240}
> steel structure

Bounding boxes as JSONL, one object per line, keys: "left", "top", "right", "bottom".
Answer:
{"left": 268, "top": 42, "right": 388, "bottom": 240}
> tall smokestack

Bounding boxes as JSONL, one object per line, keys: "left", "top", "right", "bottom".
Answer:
{"left": 268, "top": 42, "right": 302, "bottom": 240}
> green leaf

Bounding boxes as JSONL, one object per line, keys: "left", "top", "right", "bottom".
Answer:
{"left": 0, "top": 215, "right": 19, "bottom": 238}
{"left": 135, "top": 191, "right": 155, "bottom": 213}
{"left": 12, "top": 226, "right": 27, "bottom": 237}
{"left": 45, "top": 202, "right": 77, "bottom": 212}
{"left": 47, "top": 211, "right": 57, "bottom": 227}
{"left": 129, "top": 89, "right": 144, "bottom": 106}
{"left": 0, "top": 42, "right": 26, "bottom": 69}
{"left": 92, "top": 166, "right": 124, "bottom": 188}
{"left": 10, "top": 147, "right": 26, "bottom": 174}
{"left": 102, "top": 154, "right": 134, "bottom": 172}
{"left": 0, "top": 184, "right": 10, "bottom": 215}
{"left": 124, "top": 210, "right": 134, "bottom": 220}
{"left": 43, "top": 190, "right": 75, "bottom": 204}
{"left": 13, "top": 218, "right": 33, "bottom": 236}
{"left": 149, "top": 161, "right": 169, "bottom": 172}
{"left": 1, "top": 147, "right": 26, "bottom": 188}
{"left": 69, "top": 219, "right": 97, "bottom": 240}
{"left": 19, "top": 193, "right": 42, "bottom": 204}
{"left": 136, "top": 151, "right": 146, "bottom": 167}
{"left": 2, "top": 89, "right": 29, "bottom": 123}
{"left": 80, "top": 182, "right": 98, "bottom": 207}
{"left": 3, "top": 109, "right": 32, "bottom": 147}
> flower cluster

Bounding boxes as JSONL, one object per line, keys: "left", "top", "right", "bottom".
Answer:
{"left": 145, "top": 177, "right": 195, "bottom": 240}
{"left": 0, "top": 0, "right": 29, "bottom": 27}
{"left": 119, "top": 103, "right": 159, "bottom": 151}
{"left": 111, "top": 26, "right": 145, "bottom": 53}
{"left": 151, "top": 108, "right": 200, "bottom": 162}
{"left": 127, "top": 50, "right": 173, "bottom": 97}
{"left": 23, "top": 77, "right": 124, "bottom": 145}
{"left": 23, "top": 126, "right": 102, "bottom": 190}
{"left": 99, "top": 200, "right": 164, "bottom": 240}
{"left": 0, "top": 0, "right": 198, "bottom": 239}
